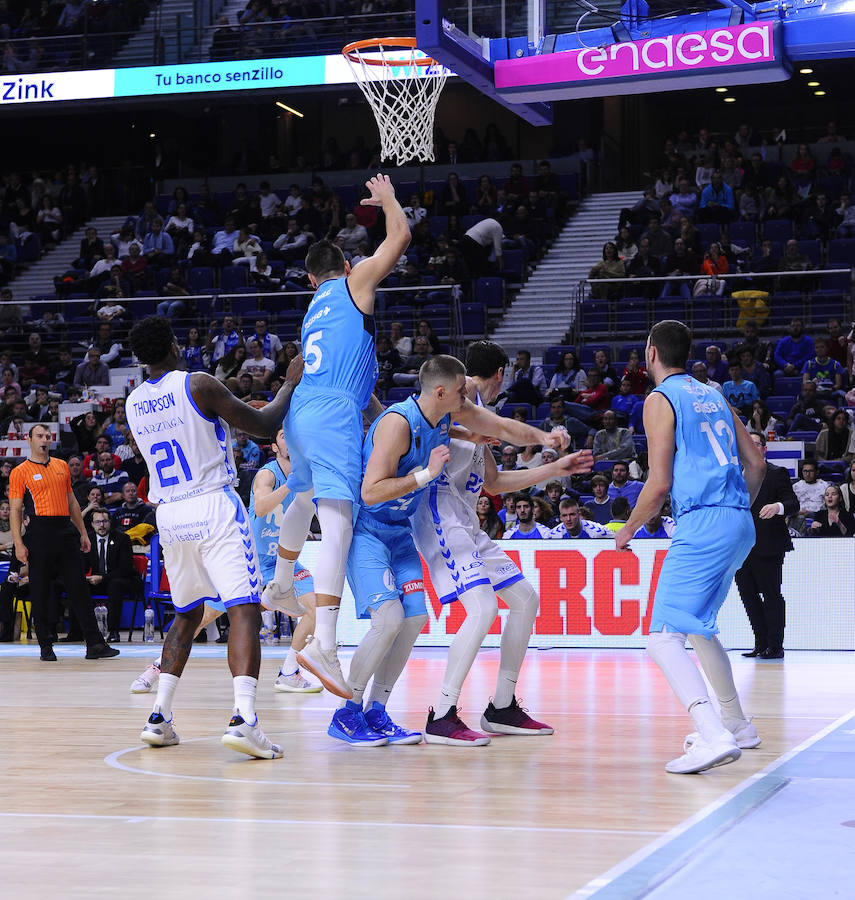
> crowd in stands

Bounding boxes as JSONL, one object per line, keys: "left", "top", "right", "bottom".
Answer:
{"left": 590, "top": 120, "right": 855, "bottom": 303}
{"left": 0, "top": 0, "right": 155, "bottom": 73}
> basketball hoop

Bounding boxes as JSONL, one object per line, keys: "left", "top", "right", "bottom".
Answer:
{"left": 342, "top": 37, "right": 449, "bottom": 166}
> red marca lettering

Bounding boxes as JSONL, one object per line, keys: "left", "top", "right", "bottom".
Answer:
{"left": 401, "top": 580, "right": 424, "bottom": 595}
{"left": 420, "top": 559, "right": 466, "bottom": 634}
{"left": 593, "top": 550, "right": 640, "bottom": 636}
{"left": 534, "top": 549, "right": 591, "bottom": 634}
{"left": 642, "top": 548, "right": 668, "bottom": 634}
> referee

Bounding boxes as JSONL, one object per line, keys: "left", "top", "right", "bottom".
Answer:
{"left": 9, "top": 423, "right": 119, "bottom": 662}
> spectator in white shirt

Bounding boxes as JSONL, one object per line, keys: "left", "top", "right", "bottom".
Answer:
{"left": 273, "top": 218, "right": 308, "bottom": 260}
{"left": 239, "top": 339, "right": 276, "bottom": 390}
{"left": 793, "top": 461, "right": 829, "bottom": 516}
{"left": 389, "top": 321, "right": 412, "bottom": 358}
{"left": 336, "top": 214, "right": 369, "bottom": 252}
{"left": 212, "top": 218, "right": 239, "bottom": 264}
{"left": 258, "top": 181, "right": 283, "bottom": 219}
{"left": 691, "top": 360, "right": 722, "bottom": 393}
{"left": 403, "top": 194, "right": 428, "bottom": 230}
{"left": 461, "top": 216, "right": 504, "bottom": 277}
{"left": 283, "top": 184, "right": 303, "bottom": 215}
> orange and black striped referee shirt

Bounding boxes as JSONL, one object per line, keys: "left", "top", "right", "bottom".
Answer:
{"left": 9, "top": 457, "right": 72, "bottom": 517}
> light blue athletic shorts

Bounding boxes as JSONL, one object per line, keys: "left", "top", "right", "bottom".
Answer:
{"left": 650, "top": 505, "right": 755, "bottom": 636}
{"left": 346, "top": 513, "right": 426, "bottom": 621}
{"left": 283, "top": 387, "right": 363, "bottom": 505}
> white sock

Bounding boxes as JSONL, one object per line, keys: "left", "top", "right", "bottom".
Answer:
{"left": 688, "top": 634, "right": 746, "bottom": 722}
{"left": 233, "top": 675, "right": 258, "bottom": 724}
{"left": 366, "top": 614, "right": 426, "bottom": 707}
{"left": 647, "top": 630, "right": 730, "bottom": 744}
{"left": 494, "top": 580, "right": 539, "bottom": 708}
{"left": 153, "top": 673, "right": 179, "bottom": 720}
{"left": 273, "top": 552, "right": 296, "bottom": 592}
{"left": 281, "top": 647, "right": 298, "bottom": 676}
{"left": 436, "top": 585, "right": 497, "bottom": 717}
{"left": 314, "top": 605, "right": 339, "bottom": 649}
{"left": 347, "top": 601, "right": 405, "bottom": 705}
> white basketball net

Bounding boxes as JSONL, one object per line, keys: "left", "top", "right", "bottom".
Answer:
{"left": 344, "top": 42, "right": 449, "bottom": 166}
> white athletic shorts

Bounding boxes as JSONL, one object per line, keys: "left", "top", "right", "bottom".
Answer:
{"left": 413, "top": 489, "right": 524, "bottom": 605}
{"left": 156, "top": 486, "right": 261, "bottom": 614}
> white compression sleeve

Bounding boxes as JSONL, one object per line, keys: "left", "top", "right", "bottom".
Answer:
{"left": 276, "top": 488, "right": 316, "bottom": 552}
{"left": 494, "top": 579, "right": 539, "bottom": 709}
{"left": 366, "top": 614, "right": 427, "bottom": 707}
{"left": 314, "top": 498, "right": 353, "bottom": 597}
{"left": 688, "top": 634, "right": 747, "bottom": 722}
{"left": 647, "top": 629, "right": 730, "bottom": 743}
{"left": 345, "top": 600, "right": 404, "bottom": 705}
{"left": 435, "top": 584, "right": 498, "bottom": 717}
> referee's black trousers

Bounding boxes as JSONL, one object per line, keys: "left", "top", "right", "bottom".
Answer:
{"left": 735, "top": 551, "right": 786, "bottom": 653}
{"left": 25, "top": 518, "right": 100, "bottom": 650}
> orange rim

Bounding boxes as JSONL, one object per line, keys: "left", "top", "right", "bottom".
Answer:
{"left": 342, "top": 36, "right": 437, "bottom": 67}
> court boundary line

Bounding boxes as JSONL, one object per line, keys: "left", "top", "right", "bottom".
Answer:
{"left": 566, "top": 704, "right": 855, "bottom": 899}
{"left": 103, "top": 736, "right": 415, "bottom": 790}
{"left": 0, "top": 810, "right": 663, "bottom": 838}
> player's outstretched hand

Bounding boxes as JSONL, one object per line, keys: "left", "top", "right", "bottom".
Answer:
{"left": 558, "top": 449, "right": 593, "bottom": 475}
{"left": 427, "top": 444, "right": 451, "bottom": 478}
{"left": 361, "top": 173, "right": 396, "bottom": 207}
{"left": 285, "top": 353, "right": 304, "bottom": 385}
{"left": 614, "top": 524, "right": 633, "bottom": 552}
{"left": 543, "top": 427, "right": 571, "bottom": 450}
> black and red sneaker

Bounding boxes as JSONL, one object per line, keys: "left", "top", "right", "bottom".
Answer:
{"left": 480, "top": 697, "right": 554, "bottom": 735}
{"left": 424, "top": 706, "right": 491, "bottom": 746}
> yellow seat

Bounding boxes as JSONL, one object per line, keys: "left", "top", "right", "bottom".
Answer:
{"left": 732, "top": 290, "right": 770, "bottom": 329}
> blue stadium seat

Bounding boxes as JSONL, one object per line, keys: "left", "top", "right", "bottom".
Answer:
{"left": 786, "top": 430, "right": 820, "bottom": 441}
{"left": 653, "top": 297, "right": 686, "bottom": 323}
{"left": 766, "top": 396, "right": 794, "bottom": 417}
{"left": 474, "top": 277, "right": 504, "bottom": 310}
{"left": 620, "top": 298, "right": 649, "bottom": 335}
{"left": 729, "top": 221, "right": 757, "bottom": 247}
{"left": 828, "top": 238, "right": 855, "bottom": 266}
{"left": 501, "top": 403, "right": 533, "bottom": 419}
{"left": 544, "top": 345, "right": 575, "bottom": 367}
{"left": 385, "top": 387, "right": 413, "bottom": 404}
{"left": 220, "top": 265, "right": 248, "bottom": 292}
{"left": 579, "top": 299, "right": 610, "bottom": 335}
{"left": 769, "top": 294, "right": 804, "bottom": 328}
{"left": 579, "top": 343, "right": 612, "bottom": 365}
{"left": 762, "top": 219, "right": 793, "bottom": 243}
{"left": 502, "top": 249, "right": 524, "bottom": 284}
{"left": 691, "top": 296, "right": 723, "bottom": 332}
{"left": 461, "top": 302, "right": 486, "bottom": 337}
{"left": 188, "top": 266, "right": 214, "bottom": 293}
{"left": 773, "top": 375, "right": 803, "bottom": 396}
{"left": 796, "top": 240, "right": 821, "bottom": 267}
{"left": 808, "top": 291, "right": 846, "bottom": 324}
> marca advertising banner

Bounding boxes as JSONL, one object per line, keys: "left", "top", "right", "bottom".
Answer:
{"left": 495, "top": 22, "right": 790, "bottom": 102}
{"left": 297, "top": 539, "right": 855, "bottom": 650}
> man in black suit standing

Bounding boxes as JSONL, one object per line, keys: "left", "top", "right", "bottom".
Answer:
{"left": 735, "top": 433, "right": 799, "bottom": 659}
{"left": 86, "top": 507, "right": 141, "bottom": 643}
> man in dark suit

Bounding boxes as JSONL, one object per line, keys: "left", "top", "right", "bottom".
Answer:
{"left": 86, "top": 507, "right": 141, "bottom": 642}
{"left": 735, "top": 433, "right": 798, "bottom": 659}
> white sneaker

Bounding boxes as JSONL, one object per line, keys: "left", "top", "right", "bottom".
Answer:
{"left": 666, "top": 735, "right": 741, "bottom": 774}
{"left": 296, "top": 635, "right": 353, "bottom": 699}
{"left": 685, "top": 717, "right": 761, "bottom": 750}
{"left": 261, "top": 580, "right": 305, "bottom": 617}
{"left": 130, "top": 661, "right": 160, "bottom": 694}
{"left": 273, "top": 668, "right": 322, "bottom": 693}
{"left": 140, "top": 708, "right": 179, "bottom": 747}
{"left": 221, "top": 711, "right": 283, "bottom": 759}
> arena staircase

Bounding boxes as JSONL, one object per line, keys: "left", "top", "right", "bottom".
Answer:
{"left": 113, "top": 0, "right": 207, "bottom": 67}
{"left": 8, "top": 215, "right": 129, "bottom": 303}
{"left": 489, "top": 189, "right": 641, "bottom": 355}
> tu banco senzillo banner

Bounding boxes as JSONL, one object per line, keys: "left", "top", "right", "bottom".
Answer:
{"left": 0, "top": 51, "right": 449, "bottom": 107}
{"left": 295, "top": 539, "right": 855, "bottom": 650}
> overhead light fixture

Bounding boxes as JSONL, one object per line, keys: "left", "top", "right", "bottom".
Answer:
{"left": 815, "top": 90, "right": 826, "bottom": 96}
{"left": 807, "top": 81, "right": 820, "bottom": 87}
{"left": 275, "top": 101, "right": 304, "bottom": 118}
{"left": 724, "top": 97, "right": 736, "bottom": 103}
{"left": 715, "top": 87, "right": 728, "bottom": 93}
{"left": 149, "top": 132, "right": 156, "bottom": 138}
{"left": 799, "top": 67, "right": 813, "bottom": 74}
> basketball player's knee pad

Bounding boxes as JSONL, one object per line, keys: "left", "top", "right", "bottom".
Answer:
{"left": 646, "top": 628, "right": 688, "bottom": 666}
{"left": 497, "top": 579, "right": 539, "bottom": 618}
{"left": 368, "top": 599, "right": 406, "bottom": 638}
{"left": 314, "top": 498, "right": 353, "bottom": 596}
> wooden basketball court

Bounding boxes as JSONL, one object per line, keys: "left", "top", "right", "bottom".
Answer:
{"left": 2, "top": 645, "right": 852, "bottom": 898}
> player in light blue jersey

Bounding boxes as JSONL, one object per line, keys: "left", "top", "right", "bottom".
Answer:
{"left": 248, "top": 430, "right": 321, "bottom": 694}
{"left": 127, "top": 316, "right": 302, "bottom": 760}
{"left": 616, "top": 320, "right": 766, "bottom": 774}
{"left": 264, "top": 174, "right": 410, "bottom": 699}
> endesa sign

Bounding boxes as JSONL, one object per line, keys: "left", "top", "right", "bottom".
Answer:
{"left": 495, "top": 22, "right": 790, "bottom": 102}
{"left": 298, "top": 539, "right": 855, "bottom": 651}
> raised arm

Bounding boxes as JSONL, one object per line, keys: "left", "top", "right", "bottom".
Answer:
{"left": 190, "top": 355, "right": 303, "bottom": 438}
{"left": 614, "top": 392, "right": 675, "bottom": 551}
{"left": 346, "top": 174, "right": 411, "bottom": 315}
{"left": 361, "top": 412, "right": 449, "bottom": 506}
{"left": 455, "top": 399, "right": 571, "bottom": 451}
{"left": 483, "top": 447, "right": 593, "bottom": 494}
{"left": 251, "top": 466, "right": 290, "bottom": 517}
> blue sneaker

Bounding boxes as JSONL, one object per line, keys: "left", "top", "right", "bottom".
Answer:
{"left": 328, "top": 701, "right": 388, "bottom": 747}
{"left": 364, "top": 701, "right": 422, "bottom": 744}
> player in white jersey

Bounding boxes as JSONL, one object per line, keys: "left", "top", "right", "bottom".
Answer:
{"left": 125, "top": 316, "right": 302, "bottom": 759}
{"left": 414, "top": 341, "right": 593, "bottom": 745}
